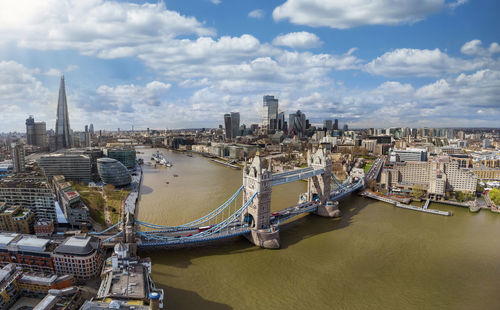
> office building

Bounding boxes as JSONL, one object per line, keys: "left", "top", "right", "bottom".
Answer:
{"left": 97, "top": 158, "right": 131, "bottom": 187}
{"left": 278, "top": 112, "right": 285, "bottom": 131}
{"left": 55, "top": 76, "right": 72, "bottom": 150}
{"left": 11, "top": 143, "right": 25, "bottom": 173}
{"left": 0, "top": 164, "right": 57, "bottom": 222}
{"left": 0, "top": 203, "right": 34, "bottom": 234}
{"left": 323, "top": 120, "right": 332, "bottom": 131}
{"left": 89, "top": 123, "right": 94, "bottom": 135}
{"left": 391, "top": 148, "right": 427, "bottom": 162}
{"left": 343, "top": 124, "right": 348, "bottom": 131}
{"left": 0, "top": 233, "right": 56, "bottom": 273}
{"left": 263, "top": 95, "right": 279, "bottom": 132}
{"left": 39, "top": 153, "right": 91, "bottom": 183}
{"left": 53, "top": 235, "right": 104, "bottom": 281}
{"left": 483, "top": 139, "right": 491, "bottom": 149}
{"left": 333, "top": 119, "right": 339, "bottom": 130}
{"left": 230, "top": 112, "right": 240, "bottom": 139}
{"left": 26, "top": 116, "right": 35, "bottom": 145}
{"left": 224, "top": 114, "right": 232, "bottom": 139}
{"left": 106, "top": 147, "right": 136, "bottom": 169}
{"left": 289, "top": 110, "right": 306, "bottom": 137}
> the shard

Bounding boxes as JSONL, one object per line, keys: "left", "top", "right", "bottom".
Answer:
{"left": 55, "top": 75, "right": 72, "bottom": 149}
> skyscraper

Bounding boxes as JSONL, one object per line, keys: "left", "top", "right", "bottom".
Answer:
{"left": 230, "top": 112, "right": 240, "bottom": 139}
{"left": 289, "top": 110, "right": 306, "bottom": 137}
{"left": 55, "top": 76, "right": 72, "bottom": 150}
{"left": 333, "top": 119, "right": 339, "bottom": 130}
{"left": 26, "top": 116, "right": 35, "bottom": 145}
{"left": 263, "top": 95, "right": 279, "bottom": 132}
{"left": 89, "top": 123, "right": 94, "bottom": 135}
{"left": 11, "top": 143, "right": 25, "bottom": 173}
{"left": 224, "top": 114, "right": 232, "bottom": 139}
{"left": 323, "top": 120, "right": 332, "bottom": 131}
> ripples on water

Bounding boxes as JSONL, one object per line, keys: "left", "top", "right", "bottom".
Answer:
{"left": 137, "top": 148, "right": 500, "bottom": 310}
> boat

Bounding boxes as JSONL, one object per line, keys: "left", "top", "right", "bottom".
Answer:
{"left": 165, "top": 181, "right": 169, "bottom": 184}
{"left": 173, "top": 174, "right": 179, "bottom": 177}
{"left": 186, "top": 154, "right": 193, "bottom": 157}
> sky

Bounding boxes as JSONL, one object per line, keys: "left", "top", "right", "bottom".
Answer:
{"left": 0, "top": 0, "right": 499, "bottom": 132}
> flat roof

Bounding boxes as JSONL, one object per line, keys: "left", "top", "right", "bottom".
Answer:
{"left": 0, "top": 233, "right": 20, "bottom": 248}
{"left": 17, "top": 236, "right": 50, "bottom": 251}
{"left": 55, "top": 235, "right": 99, "bottom": 256}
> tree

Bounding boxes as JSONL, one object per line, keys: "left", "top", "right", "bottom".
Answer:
{"left": 103, "top": 184, "right": 115, "bottom": 196}
{"left": 490, "top": 188, "right": 500, "bottom": 205}
{"left": 368, "top": 179, "right": 377, "bottom": 191}
{"left": 411, "top": 184, "right": 425, "bottom": 199}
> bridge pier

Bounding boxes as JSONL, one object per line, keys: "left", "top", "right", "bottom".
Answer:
{"left": 315, "top": 202, "right": 341, "bottom": 218}
{"left": 245, "top": 228, "right": 280, "bottom": 249}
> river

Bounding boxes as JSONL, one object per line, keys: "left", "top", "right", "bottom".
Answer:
{"left": 136, "top": 148, "right": 500, "bottom": 310}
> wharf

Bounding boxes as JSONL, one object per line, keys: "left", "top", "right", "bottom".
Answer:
{"left": 362, "top": 191, "right": 452, "bottom": 216}
{"left": 210, "top": 159, "right": 241, "bottom": 170}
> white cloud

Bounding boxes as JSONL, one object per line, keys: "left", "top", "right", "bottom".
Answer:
{"left": 0, "top": 0, "right": 215, "bottom": 58}
{"left": 461, "top": 39, "right": 500, "bottom": 56}
{"left": 273, "top": 0, "right": 446, "bottom": 29}
{"left": 248, "top": 9, "right": 264, "bottom": 19}
{"left": 272, "top": 32, "right": 322, "bottom": 49}
{"left": 365, "top": 48, "right": 487, "bottom": 77}
{"left": 210, "top": 0, "right": 221, "bottom": 4}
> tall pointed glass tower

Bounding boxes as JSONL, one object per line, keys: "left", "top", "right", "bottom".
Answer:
{"left": 55, "top": 75, "right": 72, "bottom": 149}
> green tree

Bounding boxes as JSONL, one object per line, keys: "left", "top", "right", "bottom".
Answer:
{"left": 411, "top": 184, "right": 425, "bottom": 199}
{"left": 490, "top": 188, "right": 500, "bottom": 205}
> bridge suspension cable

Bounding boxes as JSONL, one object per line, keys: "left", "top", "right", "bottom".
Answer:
{"left": 90, "top": 220, "right": 123, "bottom": 235}
{"left": 102, "top": 231, "right": 123, "bottom": 243}
{"left": 136, "top": 185, "right": 245, "bottom": 231}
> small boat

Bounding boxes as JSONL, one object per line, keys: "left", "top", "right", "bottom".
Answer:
{"left": 173, "top": 174, "right": 179, "bottom": 177}
{"left": 165, "top": 181, "right": 169, "bottom": 184}
{"left": 186, "top": 154, "right": 193, "bottom": 157}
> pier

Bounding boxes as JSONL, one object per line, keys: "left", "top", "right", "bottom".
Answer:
{"left": 362, "top": 191, "right": 452, "bottom": 216}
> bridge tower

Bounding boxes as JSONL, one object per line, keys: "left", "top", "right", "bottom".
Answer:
{"left": 121, "top": 212, "right": 137, "bottom": 256}
{"left": 308, "top": 147, "right": 341, "bottom": 217}
{"left": 242, "top": 152, "right": 280, "bottom": 249}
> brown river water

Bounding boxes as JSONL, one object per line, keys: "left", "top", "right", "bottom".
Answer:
{"left": 136, "top": 148, "right": 500, "bottom": 310}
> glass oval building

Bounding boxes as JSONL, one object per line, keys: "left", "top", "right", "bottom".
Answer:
{"left": 97, "top": 158, "right": 131, "bottom": 187}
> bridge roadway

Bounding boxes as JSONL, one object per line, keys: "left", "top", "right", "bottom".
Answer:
{"left": 101, "top": 157, "right": 384, "bottom": 248}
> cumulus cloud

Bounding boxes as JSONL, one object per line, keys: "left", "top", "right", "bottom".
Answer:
{"left": 248, "top": 9, "right": 264, "bottom": 19}
{"left": 272, "top": 32, "right": 322, "bottom": 49}
{"left": 365, "top": 48, "right": 487, "bottom": 77}
{"left": 273, "top": 0, "right": 446, "bottom": 29}
{"left": 0, "top": 0, "right": 215, "bottom": 58}
{"left": 461, "top": 39, "right": 500, "bottom": 56}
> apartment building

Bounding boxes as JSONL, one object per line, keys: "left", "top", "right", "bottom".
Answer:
{"left": 0, "top": 233, "right": 56, "bottom": 274}
{"left": 0, "top": 203, "right": 34, "bottom": 234}
{"left": 0, "top": 164, "right": 57, "bottom": 223}
{"left": 53, "top": 176, "right": 89, "bottom": 227}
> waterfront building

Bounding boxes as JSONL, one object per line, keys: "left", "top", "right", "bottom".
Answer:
{"left": 391, "top": 148, "right": 427, "bottom": 162}
{"left": 38, "top": 153, "right": 91, "bottom": 183}
{"left": 53, "top": 235, "right": 104, "bottom": 281}
{"left": 263, "top": 95, "right": 279, "bottom": 132}
{"left": 11, "top": 143, "right": 25, "bottom": 173}
{"left": 106, "top": 147, "right": 137, "bottom": 169}
{"left": 53, "top": 176, "right": 89, "bottom": 228}
{"left": 0, "top": 233, "right": 56, "bottom": 273}
{"left": 473, "top": 167, "right": 500, "bottom": 180}
{"left": 82, "top": 242, "right": 164, "bottom": 310}
{"left": 0, "top": 203, "right": 34, "bottom": 234}
{"left": 380, "top": 156, "right": 477, "bottom": 199}
{"left": 55, "top": 76, "right": 72, "bottom": 150}
{"left": 97, "top": 158, "right": 131, "bottom": 187}
{"left": 0, "top": 164, "right": 57, "bottom": 222}
{"left": 230, "top": 112, "right": 240, "bottom": 139}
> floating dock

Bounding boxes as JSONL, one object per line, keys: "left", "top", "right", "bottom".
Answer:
{"left": 362, "top": 191, "right": 452, "bottom": 216}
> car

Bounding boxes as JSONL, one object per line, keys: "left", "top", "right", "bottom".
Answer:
{"left": 185, "top": 234, "right": 192, "bottom": 237}
{"left": 198, "top": 225, "right": 212, "bottom": 232}
{"left": 272, "top": 212, "right": 280, "bottom": 216}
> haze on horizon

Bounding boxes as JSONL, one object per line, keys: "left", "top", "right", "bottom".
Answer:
{"left": 0, "top": 0, "right": 499, "bottom": 132}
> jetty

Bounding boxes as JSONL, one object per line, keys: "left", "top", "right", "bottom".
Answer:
{"left": 362, "top": 191, "right": 452, "bottom": 216}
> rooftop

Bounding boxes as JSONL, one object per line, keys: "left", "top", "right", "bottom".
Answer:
{"left": 55, "top": 235, "right": 100, "bottom": 256}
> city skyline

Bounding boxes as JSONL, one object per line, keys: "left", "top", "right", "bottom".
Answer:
{"left": 0, "top": 0, "right": 499, "bottom": 132}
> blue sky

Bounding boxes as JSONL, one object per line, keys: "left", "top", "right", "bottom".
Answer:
{"left": 0, "top": 0, "right": 499, "bottom": 132}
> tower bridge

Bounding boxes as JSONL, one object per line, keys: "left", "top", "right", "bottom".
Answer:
{"left": 95, "top": 150, "right": 384, "bottom": 251}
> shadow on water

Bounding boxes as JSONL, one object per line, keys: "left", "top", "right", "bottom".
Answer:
{"left": 160, "top": 284, "right": 233, "bottom": 310}
{"left": 279, "top": 194, "right": 371, "bottom": 249}
{"left": 140, "top": 184, "right": 153, "bottom": 195}
{"left": 141, "top": 238, "right": 259, "bottom": 269}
